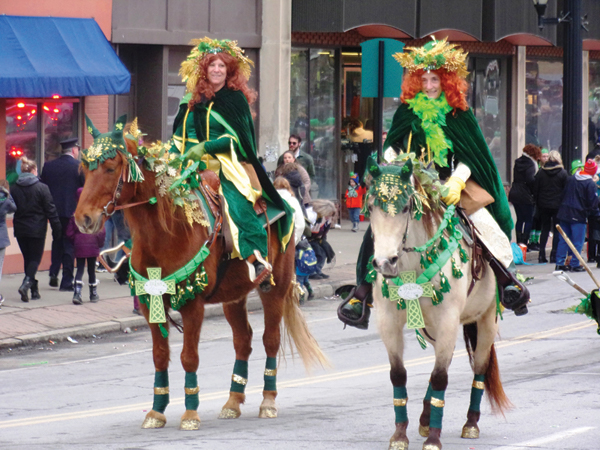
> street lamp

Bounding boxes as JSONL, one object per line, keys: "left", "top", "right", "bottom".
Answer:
{"left": 531, "top": 0, "right": 584, "bottom": 172}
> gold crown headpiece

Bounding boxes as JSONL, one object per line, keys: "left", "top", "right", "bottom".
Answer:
{"left": 393, "top": 36, "right": 469, "bottom": 79}
{"left": 179, "top": 37, "right": 254, "bottom": 93}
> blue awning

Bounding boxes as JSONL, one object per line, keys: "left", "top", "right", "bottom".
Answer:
{"left": 0, "top": 15, "right": 130, "bottom": 98}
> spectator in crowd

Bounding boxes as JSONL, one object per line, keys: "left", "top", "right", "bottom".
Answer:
{"left": 278, "top": 135, "right": 315, "bottom": 181}
{"left": 11, "top": 157, "right": 61, "bottom": 302}
{"left": 345, "top": 172, "right": 366, "bottom": 232}
{"left": 534, "top": 150, "right": 568, "bottom": 263}
{"left": 349, "top": 118, "right": 374, "bottom": 143}
{"left": 275, "top": 151, "right": 311, "bottom": 205}
{"left": 308, "top": 199, "right": 336, "bottom": 280}
{"left": 509, "top": 144, "right": 542, "bottom": 249}
{"left": 589, "top": 155, "right": 600, "bottom": 264}
{"left": 40, "top": 137, "right": 85, "bottom": 291}
{"left": 67, "top": 188, "right": 105, "bottom": 305}
{"left": 555, "top": 159, "right": 600, "bottom": 272}
{"left": 0, "top": 179, "right": 17, "bottom": 306}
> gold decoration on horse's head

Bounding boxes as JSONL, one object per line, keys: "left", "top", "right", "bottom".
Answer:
{"left": 179, "top": 37, "right": 255, "bottom": 93}
{"left": 393, "top": 36, "right": 469, "bottom": 79}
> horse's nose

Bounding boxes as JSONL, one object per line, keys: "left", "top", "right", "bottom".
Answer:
{"left": 388, "top": 255, "right": 399, "bottom": 266}
{"left": 373, "top": 256, "right": 399, "bottom": 278}
{"left": 83, "top": 214, "right": 93, "bottom": 230}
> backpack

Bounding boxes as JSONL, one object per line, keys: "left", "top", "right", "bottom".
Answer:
{"left": 295, "top": 240, "right": 318, "bottom": 275}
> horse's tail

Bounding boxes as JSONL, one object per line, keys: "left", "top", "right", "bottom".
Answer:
{"left": 281, "top": 281, "right": 330, "bottom": 372}
{"left": 463, "top": 323, "right": 512, "bottom": 415}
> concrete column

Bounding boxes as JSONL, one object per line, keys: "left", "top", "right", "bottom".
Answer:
{"left": 511, "top": 46, "right": 527, "bottom": 172}
{"left": 259, "top": 0, "right": 291, "bottom": 169}
{"left": 582, "top": 50, "right": 589, "bottom": 158}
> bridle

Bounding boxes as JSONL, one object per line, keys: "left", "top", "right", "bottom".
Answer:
{"left": 101, "top": 158, "right": 150, "bottom": 217}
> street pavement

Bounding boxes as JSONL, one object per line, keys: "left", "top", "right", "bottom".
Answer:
{"left": 0, "top": 220, "right": 361, "bottom": 350}
{"left": 1, "top": 217, "right": 596, "bottom": 351}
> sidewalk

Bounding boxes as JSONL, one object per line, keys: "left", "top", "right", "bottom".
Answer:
{"left": 0, "top": 220, "right": 363, "bottom": 350}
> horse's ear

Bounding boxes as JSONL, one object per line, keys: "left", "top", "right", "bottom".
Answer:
{"left": 112, "top": 114, "right": 128, "bottom": 138}
{"left": 85, "top": 114, "right": 102, "bottom": 138}
{"left": 366, "top": 155, "right": 381, "bottom": 178}
{"left": 401, "top": 158, "right": 413, "bottom": 181}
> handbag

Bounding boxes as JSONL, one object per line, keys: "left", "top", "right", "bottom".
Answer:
{"left": 459, "top": 179, "right": 495, "bottom": 216}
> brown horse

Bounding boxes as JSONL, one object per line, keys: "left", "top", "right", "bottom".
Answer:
{"left": 74, "top": 136, "right": 327, "bottom": 430}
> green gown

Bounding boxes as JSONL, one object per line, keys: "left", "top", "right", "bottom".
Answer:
{"left": 171, "top": 88, "right": 293, "bottom": 260}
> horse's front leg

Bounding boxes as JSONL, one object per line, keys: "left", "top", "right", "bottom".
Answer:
{"left": 219, "top": 298, "right": 253, "bottom": 419}
{"left": 178, "top": 298, "right": 205, "bottom": 430}
{"left": 141, "top": 302, "right": 171, "bottom": 429}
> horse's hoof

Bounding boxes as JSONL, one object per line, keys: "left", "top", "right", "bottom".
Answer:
{"left": 389, "top": 440, "right": 409, "bottom": 450}
{"left": 461, "top": 425, "right": 479, "bottom": 439}
{"left": 141, "top": 416, "right": 166, "bottom": 429}
{"left": 258, "top": 406, "right": 278, "bottom": 418}
{"left": 218, "top": 408, "right": 241, "bottom": 419}
{"left": 423, "top": 445, "right": 441, "bottom": 450}
{"left": 180, "top": 419, "right": 201, "bottom": 430}
{"left": 419, "top": 424, "right": 429, "bottom": 437}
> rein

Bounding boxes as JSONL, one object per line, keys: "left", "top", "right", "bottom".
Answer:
{"left": 101, "top": 159, "right": 151, "bottom": 217}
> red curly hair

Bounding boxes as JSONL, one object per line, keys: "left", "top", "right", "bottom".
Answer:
{"left": 189, "top": 52, "right": 257, "bottom": 110}
{"left": 400, "top": 69, "right": 469, "bottom": 111}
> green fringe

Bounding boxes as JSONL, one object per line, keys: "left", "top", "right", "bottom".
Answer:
{"left": 382, "top": 280, "right": 390, "bottom": 299}
{"left": 439, "top": 272, "right": 451, "bottom": 293}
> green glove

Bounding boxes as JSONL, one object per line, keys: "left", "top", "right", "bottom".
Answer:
{"left": 183, "top": 142, "right": 206, "bottom": 162}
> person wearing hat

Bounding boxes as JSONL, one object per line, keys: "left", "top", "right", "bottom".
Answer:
{"left": 571, "top": 159, "right": 584, "bottom": 175}
{"left": 345, "top": 172, "right": 366, "bottom": 232}
{"left": 555, "top": 159, "right": 600, "bottom": 272}
{"left": 40, "top": 137, "right": 85, "bottom": 291}
{"left": 339, "top": 37, "right": 530, "bottom": 329}
{"left": 539, "top": 148, "right": 550, "bottom": 167}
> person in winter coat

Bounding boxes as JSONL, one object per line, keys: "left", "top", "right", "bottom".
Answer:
{"left": 555, "top": 159, "right": 600, "bottom": 272}
{"left": 276, "top": 151, "right": 312, "bottom": 205}
{"left": 66, "top": 188, "right": 106, "bottom": 305}
{"left": 509, "top": 144, "right": 542, "bottom": 248}
{"left": 533, "top": 150, "right": 568, "bottom": 263}
{"left": 345, "top": 172, "right": 366, "bottom": 232}
{"left": 277, "top": 162, "right": 308, "bottom": 211}
{"left": 0, "top": 180, "right": 17, "bottom": 306}
{"left": 10, "top": 157, "right": 61, "bottom": 302}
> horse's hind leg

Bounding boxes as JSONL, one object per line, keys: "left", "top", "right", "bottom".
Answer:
{"left": 219, "top": 298, "right": 253, "bottom": 419}
{"left": 142, "top": 318, "right": 171, "bottom": 429}
{"left": 178, "top": 299, "right": 205, "bottom": 430}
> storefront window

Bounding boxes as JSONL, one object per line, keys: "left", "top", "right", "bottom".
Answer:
{"left": 525, "top": 58, "right": 563, "bottom": 151}
{"left": 466, "top": 57, "right": 509, "bottom": 181}
{"left": 5, "top": 99, "right": 79, "bottom": 185}
{"left": 290, "top": 48, "right": 338, "bottom": 200}
{"left": 589, "top": 60, "right": 600, "bottom": 149}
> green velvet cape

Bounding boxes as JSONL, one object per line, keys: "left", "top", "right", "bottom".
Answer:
{"left": 172, "top": 87, "right": 293, "bottom": 249}
{"left": 383, "top": 103, "right": 513, "bottom": 238}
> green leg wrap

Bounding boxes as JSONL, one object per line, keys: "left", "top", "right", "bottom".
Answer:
{"left": 230, "top": 359, "right": 248, "bottom": 394}
{"left": 468, "top": 374, "right": 485, "bottom": 412}
{"left": 153, "top": 370, "right": 169, "bottom": 413}
{"left": 264, "top": 357, "right": 277, "bottom": 392}
{"left": 430, "top": 389, "right": 445, "bottom": 429}
{"left": 424, "top": 382, "right": 433, "bottom": 402}
{"left": 393, "top": 386, "right": 408, "bottom": 423}
{"left": 185, "top": 372, "right": 199, "bottom": 410}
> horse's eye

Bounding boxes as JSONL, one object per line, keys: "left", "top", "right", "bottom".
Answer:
{"left": 105, "top": 168, "right": 116, "bottom": 174}
{"left": 402, "top": 205, "right": 410, "bottom": 213}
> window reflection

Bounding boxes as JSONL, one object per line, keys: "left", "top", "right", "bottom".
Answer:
{"left": 589, "top": 61, "right": 600, "bottom": 150}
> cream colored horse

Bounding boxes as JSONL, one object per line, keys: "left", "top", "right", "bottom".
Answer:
{"left": 366, "top": 157, "right": 510, "bottom": 450}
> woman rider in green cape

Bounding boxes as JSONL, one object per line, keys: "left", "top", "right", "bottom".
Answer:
{"left": 339, "top": 37, "right": 530, "bottom": 329}
{"left": 170, "top": 38, "right": 293, "bottom": 290}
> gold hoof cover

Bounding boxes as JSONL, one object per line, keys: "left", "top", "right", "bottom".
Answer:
{"left": 389, "top": 440, "right": 409, "bottom": 450}
{"left": 422, "top": 444, "right": 441, "bottom": 450}
{"left": 258, "top": 406, "right": 278, "bottom": 418}
{"left": 218, "top": 408, "right": 241, "bottom": 419}
{"left": 141, "top": 417, "right": 166, "bottom": 429}
{"left": 461, "top": 425, "right": 479, "bottom": 439}
{"left": 180, "top": 419, "right": 201, "bottom": 431}
{"left": 419, "top": 424, "right": 429, "bottom": 437}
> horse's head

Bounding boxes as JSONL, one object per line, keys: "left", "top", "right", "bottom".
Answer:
{"left": 365, "top": 155, "right": 418, "bottom": 278}
{"left": 75, "top": 114, "right": 140, "bottom": 234}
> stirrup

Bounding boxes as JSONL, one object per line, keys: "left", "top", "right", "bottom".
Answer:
{"left": 247, "top": 250, "right": 273, "bottom": 290}
{"left": 337, "top": 286, "right": 373, "bottom": 330}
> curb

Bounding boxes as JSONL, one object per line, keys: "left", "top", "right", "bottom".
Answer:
{"left": 0, "top": 278, "right": 355, "bottom": 351}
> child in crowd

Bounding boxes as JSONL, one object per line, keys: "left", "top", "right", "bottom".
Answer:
{"left": 66, "top": 188, "right": 105, "bottom": 305}
{"left": 309, "top": 199, "right": 336, "bottom": 280}
{"left": 345, "top": 172, "right": 366, "bottom": 232}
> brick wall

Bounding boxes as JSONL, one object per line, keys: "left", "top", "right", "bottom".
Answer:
{"left": 83, "top": 96, "right": 109, "bottom": 148}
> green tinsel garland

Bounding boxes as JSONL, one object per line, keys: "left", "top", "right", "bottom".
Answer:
{"left": 405, "top": 92, "right": 453, "bottom": 167}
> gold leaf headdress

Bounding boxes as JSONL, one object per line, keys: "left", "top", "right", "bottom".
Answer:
{"left": 179, "top": 37, "right": 255, "bottom": 93}
{"left": 393, "top": 36, "right": 469, "bottom": 79}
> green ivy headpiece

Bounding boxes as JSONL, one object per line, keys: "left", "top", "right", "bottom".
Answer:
{"left": 365, "top": 156, "right": 414, "bottom": 218}
{"left": 82, "top": 114, "right": 144, "bottom": 182}
{"left": 393, "top": 36, "right": 469, "bottom": 79}
{"left": 179, "top": 37, "right": 254, "bottom": 93}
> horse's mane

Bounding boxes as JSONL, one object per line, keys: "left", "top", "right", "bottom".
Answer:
{"left": 124, "top": 138, "right": 191, "bottom": 236}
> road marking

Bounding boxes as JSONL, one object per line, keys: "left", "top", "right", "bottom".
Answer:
{"left": 493, "top": 426, "right": 595, "bottom": 449}
{"left": 0, "top": 320, "right": 595, "bottom": 429}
